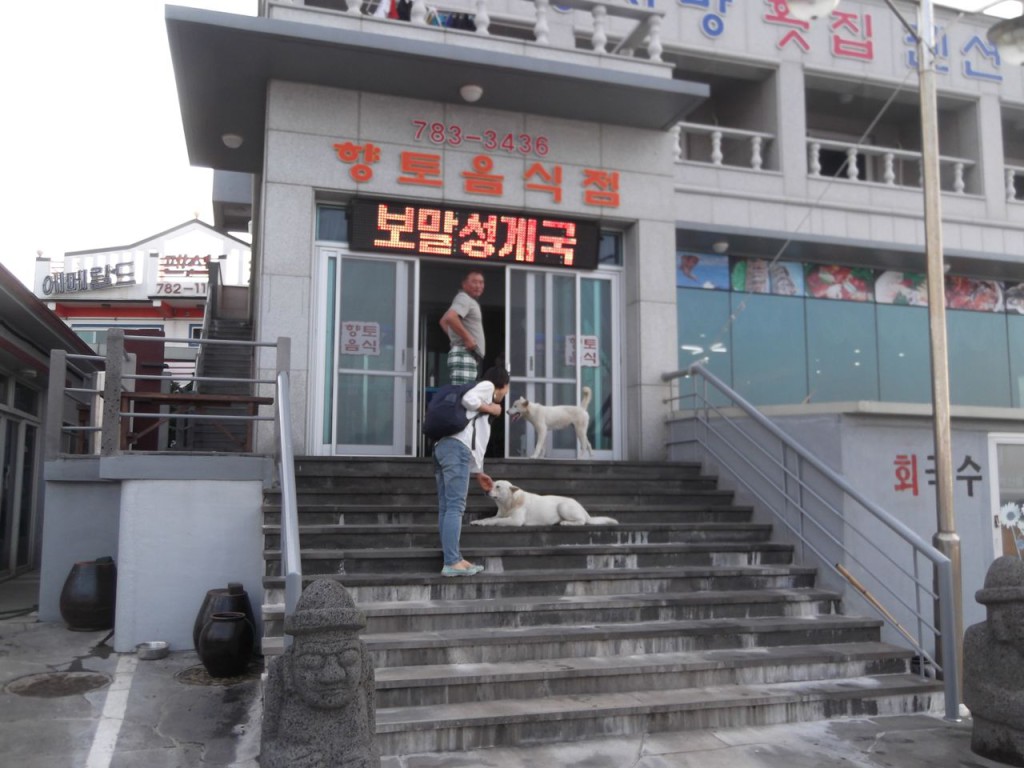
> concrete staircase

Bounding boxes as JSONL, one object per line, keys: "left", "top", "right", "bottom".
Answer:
{"left": 191, "top": 318, "right": 254, "bottom": 452}
{"left": 261, "top": 457, "right": 942, "bottom": 758}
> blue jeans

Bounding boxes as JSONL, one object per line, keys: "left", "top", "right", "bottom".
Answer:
{"left": 433, "top": 437, "right": 472, "bottom": 566}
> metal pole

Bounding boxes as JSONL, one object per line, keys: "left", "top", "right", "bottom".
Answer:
{"left": 917, "top": 0, "right": 963, "bottom": 706}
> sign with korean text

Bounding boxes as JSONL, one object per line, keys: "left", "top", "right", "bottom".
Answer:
{"left": 341, "top": 321, "right": 381, "bottom": 356}
{"left": 349, "top": 199, "right": 600, "bottom": 270}
{"left": 42, "top": 261, "right": 137, "bottom": 296}
{"left": 566, "top": 335, "right": 601, "bottom": 367}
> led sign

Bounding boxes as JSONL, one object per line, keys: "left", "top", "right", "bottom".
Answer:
{"left": 350, "top": 199, "right": 599, "bottom": 270}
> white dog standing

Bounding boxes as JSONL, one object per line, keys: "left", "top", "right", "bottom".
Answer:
{"left": 472, "top": 479, "right": 618, "bottom": 526}
{"left": 508, "top": 386, "right": 593, "bottom": 459}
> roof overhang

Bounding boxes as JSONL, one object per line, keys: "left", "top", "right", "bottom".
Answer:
{"left": 166, "top": 5, "right": 709, "bottom": 173}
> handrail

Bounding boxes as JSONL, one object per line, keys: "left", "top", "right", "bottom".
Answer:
{"left": 274, "top": 347, "right": 302, "bottom": 642}
{"left": 662, "top": 362, "right": 960, "bottom": 721}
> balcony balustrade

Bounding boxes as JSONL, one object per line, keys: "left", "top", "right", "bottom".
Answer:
{"left": 1006, "top": 165, "right": 1024, "bottom": 202}
{"left": 807, "top": 138, "right": 975, "bottom": 195}
{"left": 673, "top": 122, "right": 776, "bottom": 171}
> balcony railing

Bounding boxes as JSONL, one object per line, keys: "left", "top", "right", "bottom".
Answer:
{"left": 271, "top": 0, "right": 666, "bottom": 62}
{"left": 673, "top": 122, "right": 776, "bottom": 172}
{"left": 808, "top": 138, "right": 975, "bottom": 195}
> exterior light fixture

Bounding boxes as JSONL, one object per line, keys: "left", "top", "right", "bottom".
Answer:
{"left": 988, "top": 16, "right": 1024, "bottom": 66}
{"left": 221, "top": 133, "right": 244, "bottom": 149}
{"left": 712, "top": 240, "right": 729, "bottom": 253}
{"left": 783, "top": 0, "right": 840, "bottom": 21}
{"left": 459, "top": 84, "right": 484, "bottom": 103}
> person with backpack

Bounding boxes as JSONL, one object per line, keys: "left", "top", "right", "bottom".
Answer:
{"left": 431, "top": 365, "right": 510, "bottom": 577}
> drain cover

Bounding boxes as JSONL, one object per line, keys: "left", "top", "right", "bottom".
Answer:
{"left": 176, "top": 660, "right": 263, "bottom": 687}
{"left": 6, "top": 671, "right": 111, "bottom": 698}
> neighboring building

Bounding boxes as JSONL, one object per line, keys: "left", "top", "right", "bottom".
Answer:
{"left": 33, "top": 219, "right": 251, "bottom": 378}
{"left": 163, "top": 0, "right": 1024, "bottom": 630}
{"left": 0, "top": 261, "right": 97, "bottom": 580}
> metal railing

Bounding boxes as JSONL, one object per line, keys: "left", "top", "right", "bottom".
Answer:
{"left": 662, "top": 362, "right": 960, "bottom": 721}
{"left": 273, "top": 343, "right": 302, "bottom": 638}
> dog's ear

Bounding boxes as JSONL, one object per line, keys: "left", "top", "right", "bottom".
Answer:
{"left": 508, "top": 484, "right": 521, "bottom": 494}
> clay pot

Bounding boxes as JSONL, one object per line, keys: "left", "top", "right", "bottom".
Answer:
{"left": 193, "top": 582, "right": 256, "bottom": 652}
{"left": 59, "top": 557, "right": 116, "bottom": 631}
{"left": 197, "top": 612, "right": 254, "bottom": 678}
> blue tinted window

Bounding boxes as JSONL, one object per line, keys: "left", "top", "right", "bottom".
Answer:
{"left": 877, "top": 304, "right": 930, "bottom": 403}
{"left": 1010, "top": 315, "right": 1024, "bottom": 407}
{"left": 676, "top": 289, "right": 732, "bottom": 404}
{"left": 731, "top": 293, "right": 807, "bottom": 405}
{"left": 806, "top": 299, "right": 879, "bottom": 402}
{"left": 317, "top": 206, "right": 348, "bottom": 242}
{"left": 948, "top": 310, "right": 1010, "bottom": 407}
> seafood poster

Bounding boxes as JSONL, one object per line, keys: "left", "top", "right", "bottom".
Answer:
{"left": 805, "top": 265, "right": 874, "bottom": 302}
{"left": 944, "top": 277, "right": 1004, "bottom": 313}
{"left": 676, "top": 252, "right": 729, "bottom": 290}
{"left": 875, "top": 271, "right": 928, "bottom": 306}
{"left": 730, "top": 259, "right": 804, "bottom": 296}
{"left": 1003, "top": 282, "right": 1024, "bottom": 314}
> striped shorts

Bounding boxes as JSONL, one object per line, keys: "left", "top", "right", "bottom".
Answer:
{"left": 447, "top": 347, "right": 479, "bottom": 384}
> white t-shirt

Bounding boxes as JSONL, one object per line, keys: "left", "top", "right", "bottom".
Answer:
{"left": 446, "top": 290, "right": 485, "bottom": 356}
{"left": 449, "top": 380, "right": 495, "bottom": 474}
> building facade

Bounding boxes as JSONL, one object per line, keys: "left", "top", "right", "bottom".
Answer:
{"left": 167, "top": 0, "right": 1024, "bottom": 627}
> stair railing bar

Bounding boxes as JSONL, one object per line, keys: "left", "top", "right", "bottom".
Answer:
{"left": 687, "top": 409, "right": 941, "bottom": 645}
{"left": 124, "top": 374, "right": 278, "bottom": 385}
{"left": 694, "top": 401, "right": 936, "bottom": 610}
{"left": 663, "top": 362, "right": 960, "bottom": 721}
{"left": 120, "top": 333, "right": 278, "bottom": 347}
{"left": 274, "top": 336, "right": 302, "bottom": 644}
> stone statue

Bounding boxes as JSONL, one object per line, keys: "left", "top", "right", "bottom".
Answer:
{"left": 261, "top": 579, "right": 379, "bottom": 768}
{"left": 964, "top": 556, "right": 1024, "bottom": 767}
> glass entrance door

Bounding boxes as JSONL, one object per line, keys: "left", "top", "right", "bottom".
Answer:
{"left": 506, "top": 269, "right": 619, "bottom": 459}
{"left": 319, "top": 250, "right": 419, "bottom": 455}
{"left": 989, "top": 434, "right": 1024, "bottom": 557}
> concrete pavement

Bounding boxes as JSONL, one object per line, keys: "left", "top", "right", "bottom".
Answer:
{"left": 0, "top": 571, "right": 1012, "bottom": 767}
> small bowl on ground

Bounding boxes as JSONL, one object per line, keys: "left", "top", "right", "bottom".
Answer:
{"left": 136, "top": 641, "right": 169, "bottom": 660}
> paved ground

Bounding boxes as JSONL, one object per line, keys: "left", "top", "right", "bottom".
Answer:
{"left": 0, "top": 571, "right": 1012, "bottom": 767}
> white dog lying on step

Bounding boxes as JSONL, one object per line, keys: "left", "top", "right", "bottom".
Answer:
{"left": 507, "top": 386, "right": 593, "bottom": 459}
{"left": 472, "top": 479, "right": 618, "bottom": 527}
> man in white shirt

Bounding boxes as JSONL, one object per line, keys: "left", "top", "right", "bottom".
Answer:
{"left": 440, "top": 271, "right": 486, "bottom": 384}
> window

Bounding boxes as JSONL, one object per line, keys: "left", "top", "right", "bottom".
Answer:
{"left": 947, "top": 310, "right": 1010, "bottom": 407}
{"left": 598, "top": 232, "right": 623, "bottom": 266}
{"left": 731, "top": 293, "right": 807, "bottom": 405}
{"left": 317, "top": 206, "right": 349, "bottom": 243}
{"left": 806, "top": 299, "right": 878, "bottom": 402}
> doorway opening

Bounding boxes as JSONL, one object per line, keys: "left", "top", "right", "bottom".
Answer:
{"left": 419, "top": 263, "right": 506, "bottom": 459}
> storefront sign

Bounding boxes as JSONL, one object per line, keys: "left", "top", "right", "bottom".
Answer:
{"left": 341, "top": 321, "right": 381, "bottom": 355}
{"left": 42, "top": 262, "right": 136, "bottom": 296}
{"left": 349, "top": 199, "right": 600, "bottom": 270}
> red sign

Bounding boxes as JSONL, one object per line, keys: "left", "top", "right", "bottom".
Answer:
{"left": 349, "top": 200, "right": 600, "bottom": 270}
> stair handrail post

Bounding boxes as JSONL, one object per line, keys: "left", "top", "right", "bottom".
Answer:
{"left": 45, "top": 349, "right": 68, "bottom": 460}
{"left": 101, "top": 329, "right": 127, "bottom": 457}
{"left": 275, "top": 366, "right": 302, "bottom": 644}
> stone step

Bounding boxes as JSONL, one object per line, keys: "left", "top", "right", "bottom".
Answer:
{"left": 293, "top": 457, "right": 705, "bottom": 480}
{"left": 265, "top": 543, "right": 796, "bottom": 576}
{"left": 262, "top": 522, "right": 774, "bottom": 549}
{"left": 374, "top": 674, "right": 942, "bottom": 755}
{"left": 354, "top": 588, "right": 840, "bottom": 633}
{"left": 262, "top": 502, "right": 754, "bottom": 526}
{"left": 362, "top": 615, "right": 884, "bottom": 667}
{"left": 373, "top": 641, "right": 912, "bottom": 707}
{"left": 261, "top": 565, "right": 820, "bottom": 602}
{"left": 284, "top": 488, "right": 739, "bottom": 506}
{"left": 289, "top": 475, "right": 721, "bottom": 494}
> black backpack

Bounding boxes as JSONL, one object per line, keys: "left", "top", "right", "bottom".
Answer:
{"left": 422, "top": 382, "right": 482, "bottom": 442}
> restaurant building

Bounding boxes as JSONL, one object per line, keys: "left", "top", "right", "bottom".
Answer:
{"left": 162, "top": 0, "right": 1024, "bottom": 628}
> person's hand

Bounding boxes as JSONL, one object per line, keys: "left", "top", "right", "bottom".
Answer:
{"left": 476, "top": 473, "right": 494, "bottom": 492}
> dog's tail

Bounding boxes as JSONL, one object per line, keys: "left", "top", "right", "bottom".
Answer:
{"left": 586, "top": 515, "right": 618, "bottom": 525}
{"left": 580, "top": 385, "right": 592, "bottom": 410}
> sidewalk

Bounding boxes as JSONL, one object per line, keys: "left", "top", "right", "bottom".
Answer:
{"left": 0, "top": 571, "right": 1009, "bottom": 767}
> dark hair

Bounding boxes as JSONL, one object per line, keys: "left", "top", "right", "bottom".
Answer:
{"left": 481, "top": 366, "right": 510, "bottom": 388}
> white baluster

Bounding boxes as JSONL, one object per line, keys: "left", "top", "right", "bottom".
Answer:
{"left": 410, "top": 0, "right": 427, "bottom": 24}
{"left": 953, "top": 162, "right": 965, "bottom": 194}
{"left": 883, "top": 153, "right": 895, "bottom": 185}
{"left": 348, "top": 0, "right": 362, "bottom": 15}
{"left": 845, "top": 147, "right": 858, "bottom": 180}
{"left": 646, "top": 15, "right": 663, "bottom": 63}
{"left": 919, "top": 158, "right": 924, "bottom": 188}
{"left": 809, "top": 142, "right": 821, "bottom": 176}
{"left": 1008, "top": 169, "right": 1018, "bottom": 201}
{"left": 475, "top": 0, "right": 490, "bottom": 35}
{"left": 591, "top": 5, "right": 608, "bottom": 53}
{"left": 671, "top": 123, "right": 682, "bottom": 162}
{"left": 710, "top": 131, "right": 723, "bottom": 165}
{"left": 534, "top": 0, "right": 550, "bottom": 45}
{"left": 751, "top": 135, "right": 763, "bottom": 171}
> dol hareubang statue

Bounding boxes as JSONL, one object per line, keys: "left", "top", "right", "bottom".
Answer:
{"left": 964, "top": 556, "right": 1024, "bottom": 767}
{"left": 261, "top": 580, "right": 379, "bottom": 768}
